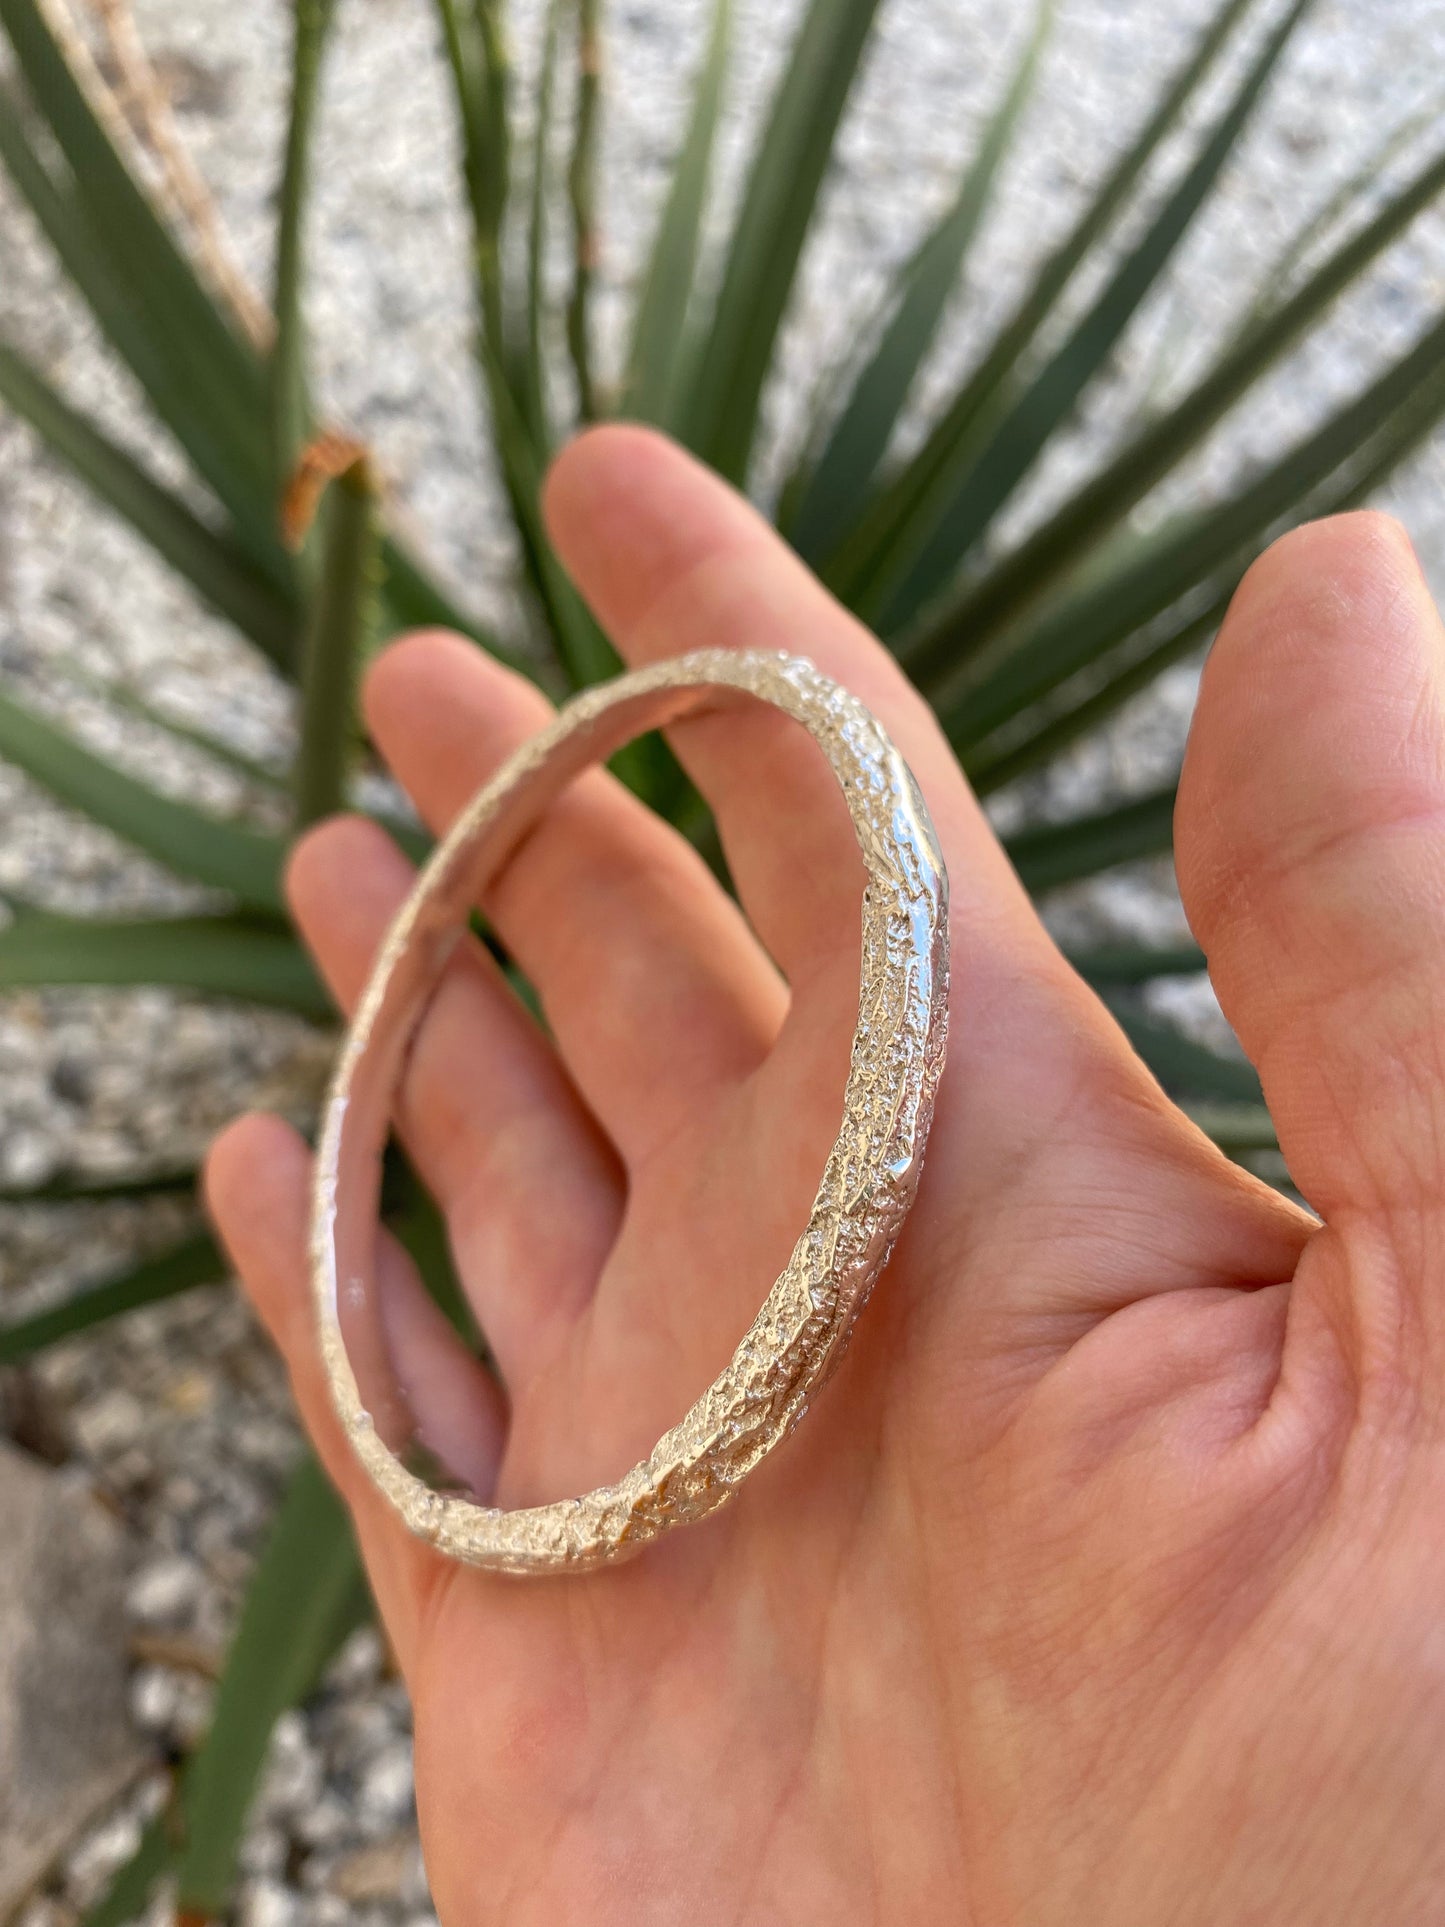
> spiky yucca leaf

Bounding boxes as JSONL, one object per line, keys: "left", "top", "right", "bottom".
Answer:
{"left": 567, "top": 0, "right": 603, "bottom": 419}
{"left": 0, "top": 1165, "right": 198, "bottom": 1205}
{"left": 293, "top": 444, "right": 382, "bottom": 826}
{"left": 942, "top": 304, "right": 1445, "bottom": 748}
{"left": 0, "top": 344, "right": 297, "bottom": 662}
{"left": 783, "top": 0, "right": 1054, "bottom": 552}
{"left": 272, "top": 0, "right": 339, "bottom": 486}
{"left": 622, "top": 0, "right": 731, "bottom": 427}
{"left": 1004, "top": 783, "right": 1177, "bottom": 895}
{"left": 907, "top": 133, "right": 1445, "bottom": 681}
{"left": 870, "top": 0, "right": 1319, "bottom": 631}
{"left": 77, "top": 1815, "right": 173, "bottom": 1927}
{"left": 0, "top": 686, "right": 288, "bottom": 911}
{"left": 0, "top": 1229, "right": 226, "bottom": 1364}
{"left": 1065, "top": 942, "right": 1207, "bottom": 986}
{"left": 0, "top": 911, "right": 327, "bottom": 1014}
{"left": 0, "top": 0, "right": 499, "bottom": 667}
{"left": 816, "top": 0, "right": 1266, "bottom": 611}
{"left": 681, "top": 0, "right": 885, "bottom": 482}
{"left": 175, "top": 1454, "right": 370, "bottom": 1921}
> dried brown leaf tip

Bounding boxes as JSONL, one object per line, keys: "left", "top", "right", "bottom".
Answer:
{"left": 281, "top": 430, "right": 373, "bottom": 550}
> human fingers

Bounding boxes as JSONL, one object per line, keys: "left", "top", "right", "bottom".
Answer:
{"left": 542, "top": 423, "right": 1005, "bottom": 994}
{"left": 204, "top": 1113, "right": 491, "bottom": 1671}
{"left": 543, "top": 426, "right": 1306, "bottom": 1344}
{"left": 287, "top": 818, "right": 622, "bottom": 1392}
{"left": 1177, "top": 511, "right": 1445, "bottom": 1368}
{"left": 362, "top": 631, "right": 785, "bottom": 1172}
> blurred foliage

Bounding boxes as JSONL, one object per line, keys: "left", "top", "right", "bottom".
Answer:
{"left": 1, "top": 0, "right": 1443, "bottom": 1913}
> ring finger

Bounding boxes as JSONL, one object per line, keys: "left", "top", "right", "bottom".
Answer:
{"left": 287, "top": 815, "right": 623, "bottom": 1393}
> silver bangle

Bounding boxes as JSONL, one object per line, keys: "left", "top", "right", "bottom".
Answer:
{"left": 311, "top": 649, "right": 950, "bottom": 1575}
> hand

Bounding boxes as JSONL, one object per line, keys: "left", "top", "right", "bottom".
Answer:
{"left": 207, "top": 427, "right": 1445, "bottom": 1925}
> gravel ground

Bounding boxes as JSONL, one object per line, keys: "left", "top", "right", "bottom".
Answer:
{"left": 2, "top": 0, "right": 1444, "bottom": 1919}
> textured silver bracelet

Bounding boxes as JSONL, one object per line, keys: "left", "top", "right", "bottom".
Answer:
{"left": 311, "top": 649, "right": 950, "bottom": 1575}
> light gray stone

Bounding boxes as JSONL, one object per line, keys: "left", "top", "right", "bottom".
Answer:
{"left": 357, "top": 1743, "right": 417, "bottom": 1827}
{"left": 0, "top": 1444, "right": 146, "bottom": 1914}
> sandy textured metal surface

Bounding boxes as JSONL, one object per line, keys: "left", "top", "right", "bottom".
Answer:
{"left": 312, "top": 649, "right": 949, "bottom": 1575}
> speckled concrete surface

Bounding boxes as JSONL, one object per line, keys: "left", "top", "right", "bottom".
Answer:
{"left": 2, "top": 0, "right": 1443, "bottom": 1918}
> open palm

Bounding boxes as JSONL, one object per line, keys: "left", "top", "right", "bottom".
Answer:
{"left": 209, "top": 428, "right": 1445, "bottom": 1924}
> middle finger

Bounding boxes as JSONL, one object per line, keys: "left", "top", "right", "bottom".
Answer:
{"left": 362, "top": 630, "right": 789, "bottom": 1171}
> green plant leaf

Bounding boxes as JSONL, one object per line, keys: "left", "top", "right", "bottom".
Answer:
{"left": 77, "top": 1814, "right": 174, "bottom": 1927}
{"left": 1111, "top": 1001, "right": 1264, "bottom": 1103}
{"left": 294, "top": 451, "right": 381, "bottom": 827}
{"left": 0, "top": 1164, "right": 198, "bottom": 1205}
{"left": 1312, "top": 342, "right": 1445, "bottom": 507}
{"left": 965, "top": 571, "right": 1234, "bottom": 794}
{"left": 0, "top": 76, "right": 511, "bottom": 673}
{"left": 50, "top": 660, "right": 456, "bottom": 851}
{"left": 437, "top": 0, "right": 632, "bottom": 711}
{"left": 0, "top": 1230, "right": 224, "bottom": 1364}
{"left": 876, "top": 0, "right": 1316, "bottom": 630}
{"left": 0, "top": 83, "right": 503, "bottom": 679}
{"left": 1002, "top": 782, "right": 1176, "bottom": 893}
{"left": 817, "top": 0, "right": 1263, "bottom": 608}
{"left": 375, "top": 533, "right": 534, "bottom": 676}
{"left": 1182, "top": 1101, "right": 1279, "bottom": 1152}
{"left": 1236, "top": 92, "right": 1445, "bottom": 334}
{"left": 475, "top": 352, "right": 619, "bottom": 690}
{"left": 0, "top": 910, "right": 329, "bottom": 1015}
{"left": 940, "top": 302, "right": 1445, "bottom": 748}
{"left": 43, "top": 651, "right": 290, "bottom": 795}
{"left": 0, "top": 343, "right": 298, "bottom": 666}
{"left": 520, "top": 0, "right": 563, "bottom": 447}
{"left": 0, "top": 81, "right": 505, "bottom": 677}
{"left": 437, "top": 0, "right": 579, "bottom": 690}
{"left": 61, "top": 1461, "right": 369, "bottom": 1926}
{"left": 681, "top": 0, "right": 884, "bottom": 482}
{"left": 104, "top": 691, "right": 287, "bottom": 793}
{"left": 0, "top": 685, "right": 286, "bottom": 912}
{"left": 1070, "top": 960, "right": 1272, "bottom": 1124}
{"left": 786, "top": 0, "right": 1052, "bottom": 556}
{"left": 906, "top": 131, "right": 1445, "bottom": 675}
{"left": 567, "top": 0, "right": 602, "bottom": 421}
{"left": 272, "top": 0, "right": 339, "bottom": 487}
{"left": 0, "top": 93, "right": 285, "bottom": 572}
{"left": 1065, "top": 940, "right": 1206, "bottom": 984}
{"left": 481, "top": 341, "right": 582, "bottom": 679}
{"left": 0, "top": 0, "right": 272, "bottom": 486}
{"left": 964, "top": 337, "right": 1445, "bottom": 795}
{"left": 438, "top": 0, "right": 514, "bottom": 377}
{"left": 176, "top": 1453, "right": 370, "bottom": 1920}
{"left": 622, "top": 0, "right": 731, "bottom": 426}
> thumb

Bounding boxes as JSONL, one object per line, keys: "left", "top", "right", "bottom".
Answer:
{"left": 1177, "top": 510, "right": 1445, "bottom": 1238}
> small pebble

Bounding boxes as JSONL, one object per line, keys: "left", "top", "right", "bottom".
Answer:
{"left": 127, "top": 1553, "right": 201, "bottom": 1625}
{"left": 238, "top": 1877, "right": 303, "bottom": 1927}
{"left": 327, "top": 1835, "right": 419, "bottom": 1904}
{"left": 359, "top": 1742, "right": 419, "bottom": 1826}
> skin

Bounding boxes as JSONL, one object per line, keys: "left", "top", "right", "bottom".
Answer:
{"left": 207, "top": 425, "right": 1445, "bottom": 1925}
